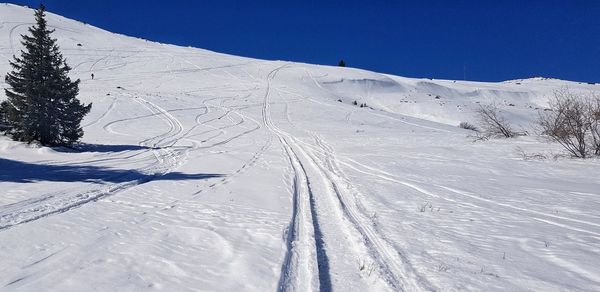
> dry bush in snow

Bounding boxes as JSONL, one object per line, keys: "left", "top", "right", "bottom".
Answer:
{"left": 539, "top": 90, "right": 600, "bottom": 158}
{"left": 590, "top": 98, "right": 600, "bottom": 155}
{"left": 459, "top": 121, "right": 478, "bottom": 131}
{"left": 476, "top": 104, "right": 515, "bottom": 139}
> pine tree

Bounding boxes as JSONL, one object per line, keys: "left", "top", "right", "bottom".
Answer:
{"left": 338, "top": 59, "right": 346, "bottom": 67}
{"left": 1, "top": 5, "right": 91, "bottom": 147}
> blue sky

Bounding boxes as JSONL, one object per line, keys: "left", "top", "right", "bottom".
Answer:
{"left": 7, "top": 0, "right": 600, "bottom": 82}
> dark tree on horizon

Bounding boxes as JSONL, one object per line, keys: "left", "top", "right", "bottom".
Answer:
{"left": 338, "top": 59, "right": 346, "bottom": 67}
{"left": 1, "top": 5, "right": 91, "bottom": 147}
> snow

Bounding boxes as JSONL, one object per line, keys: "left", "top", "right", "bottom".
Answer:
{"left": 1, "top": 3, "right": 599, "bottom": 291}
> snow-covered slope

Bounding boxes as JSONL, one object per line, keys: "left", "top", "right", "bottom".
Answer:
{"left": 1, "top": 4, "right": 599, "bottom": 291}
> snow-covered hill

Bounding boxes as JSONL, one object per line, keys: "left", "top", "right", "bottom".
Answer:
{"left": 1, "top": 4, "right": 599, "bottom": 291}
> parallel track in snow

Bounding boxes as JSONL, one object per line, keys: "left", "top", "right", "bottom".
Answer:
{"left": 306, "top": 133, "right": 434, "bottom": 291}
{"left": 263, "top": 65, "right": 329, "bottom": 292}
{"left": 271, "top": 65, "right": 436, "bottom": 291}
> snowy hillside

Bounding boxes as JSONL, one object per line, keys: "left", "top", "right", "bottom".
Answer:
{"left": 1, "top": 3, "right": 599, "bottom": 291}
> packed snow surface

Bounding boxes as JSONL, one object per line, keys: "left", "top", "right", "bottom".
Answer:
{"left": 1, "top": 4, "right": 599, "bottom": 291}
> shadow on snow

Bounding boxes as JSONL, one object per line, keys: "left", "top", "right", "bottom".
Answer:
{"left": 0, "top": 158, "right": 222, "bottom": 183}
{"left": 53, "top": 143, "right": 155, "bottom": 153}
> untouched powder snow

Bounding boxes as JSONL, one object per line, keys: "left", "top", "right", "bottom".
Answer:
{"left": 1, "top": 4, "right": 599, "bottom": 291}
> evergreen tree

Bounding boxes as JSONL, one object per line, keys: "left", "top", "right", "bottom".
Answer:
{"left": 338, "top": 59, "right": 346, "bottom": 67}
{"left": 1, "top": 5, "right": 91, "bottom": 146}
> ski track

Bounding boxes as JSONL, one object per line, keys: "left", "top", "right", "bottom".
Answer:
{"left": 340, "top": 156, "right": 600, "bottom": 238}
{"left": 276, "top": 68, "right": 435, "bottom": 291}
{"left": 82, "top": 96, "right": 117, "bottom": 128}
{"left": 265, "top": 65, "right": 327, "bottom": 292}
{"left": 306, "top": 133, "right": 434, "bottom": 291}
{"left": 268, "top": 64, "right": 438, "bottom": 291}
{"left": 189, "top": 92, "right": 274, "bottom": 196}
{"left": 0, "top": 91, "right": 191, "bottom": 231}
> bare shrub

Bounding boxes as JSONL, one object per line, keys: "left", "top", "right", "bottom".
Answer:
{"left": 515, "top": 146, "right": 547, "bottom": 160}
{"left": 589, "top": 97, "right": 600, "bottom": 155}
{"left": 476, "top": 104, "right": 515, "bottom": 138}
{"left": 539, "top": 90, "right": 600, "bottom": 158}
{"left": 459, "top": 121, "right": 478, "bottom": 131}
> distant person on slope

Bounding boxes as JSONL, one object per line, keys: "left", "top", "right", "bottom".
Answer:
{"left": 91, "top": 73, "right": 94, "bottom": 80}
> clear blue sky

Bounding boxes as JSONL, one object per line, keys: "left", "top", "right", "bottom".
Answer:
{"left": 7, "top": 0, "right": 600, "bottom": 82}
